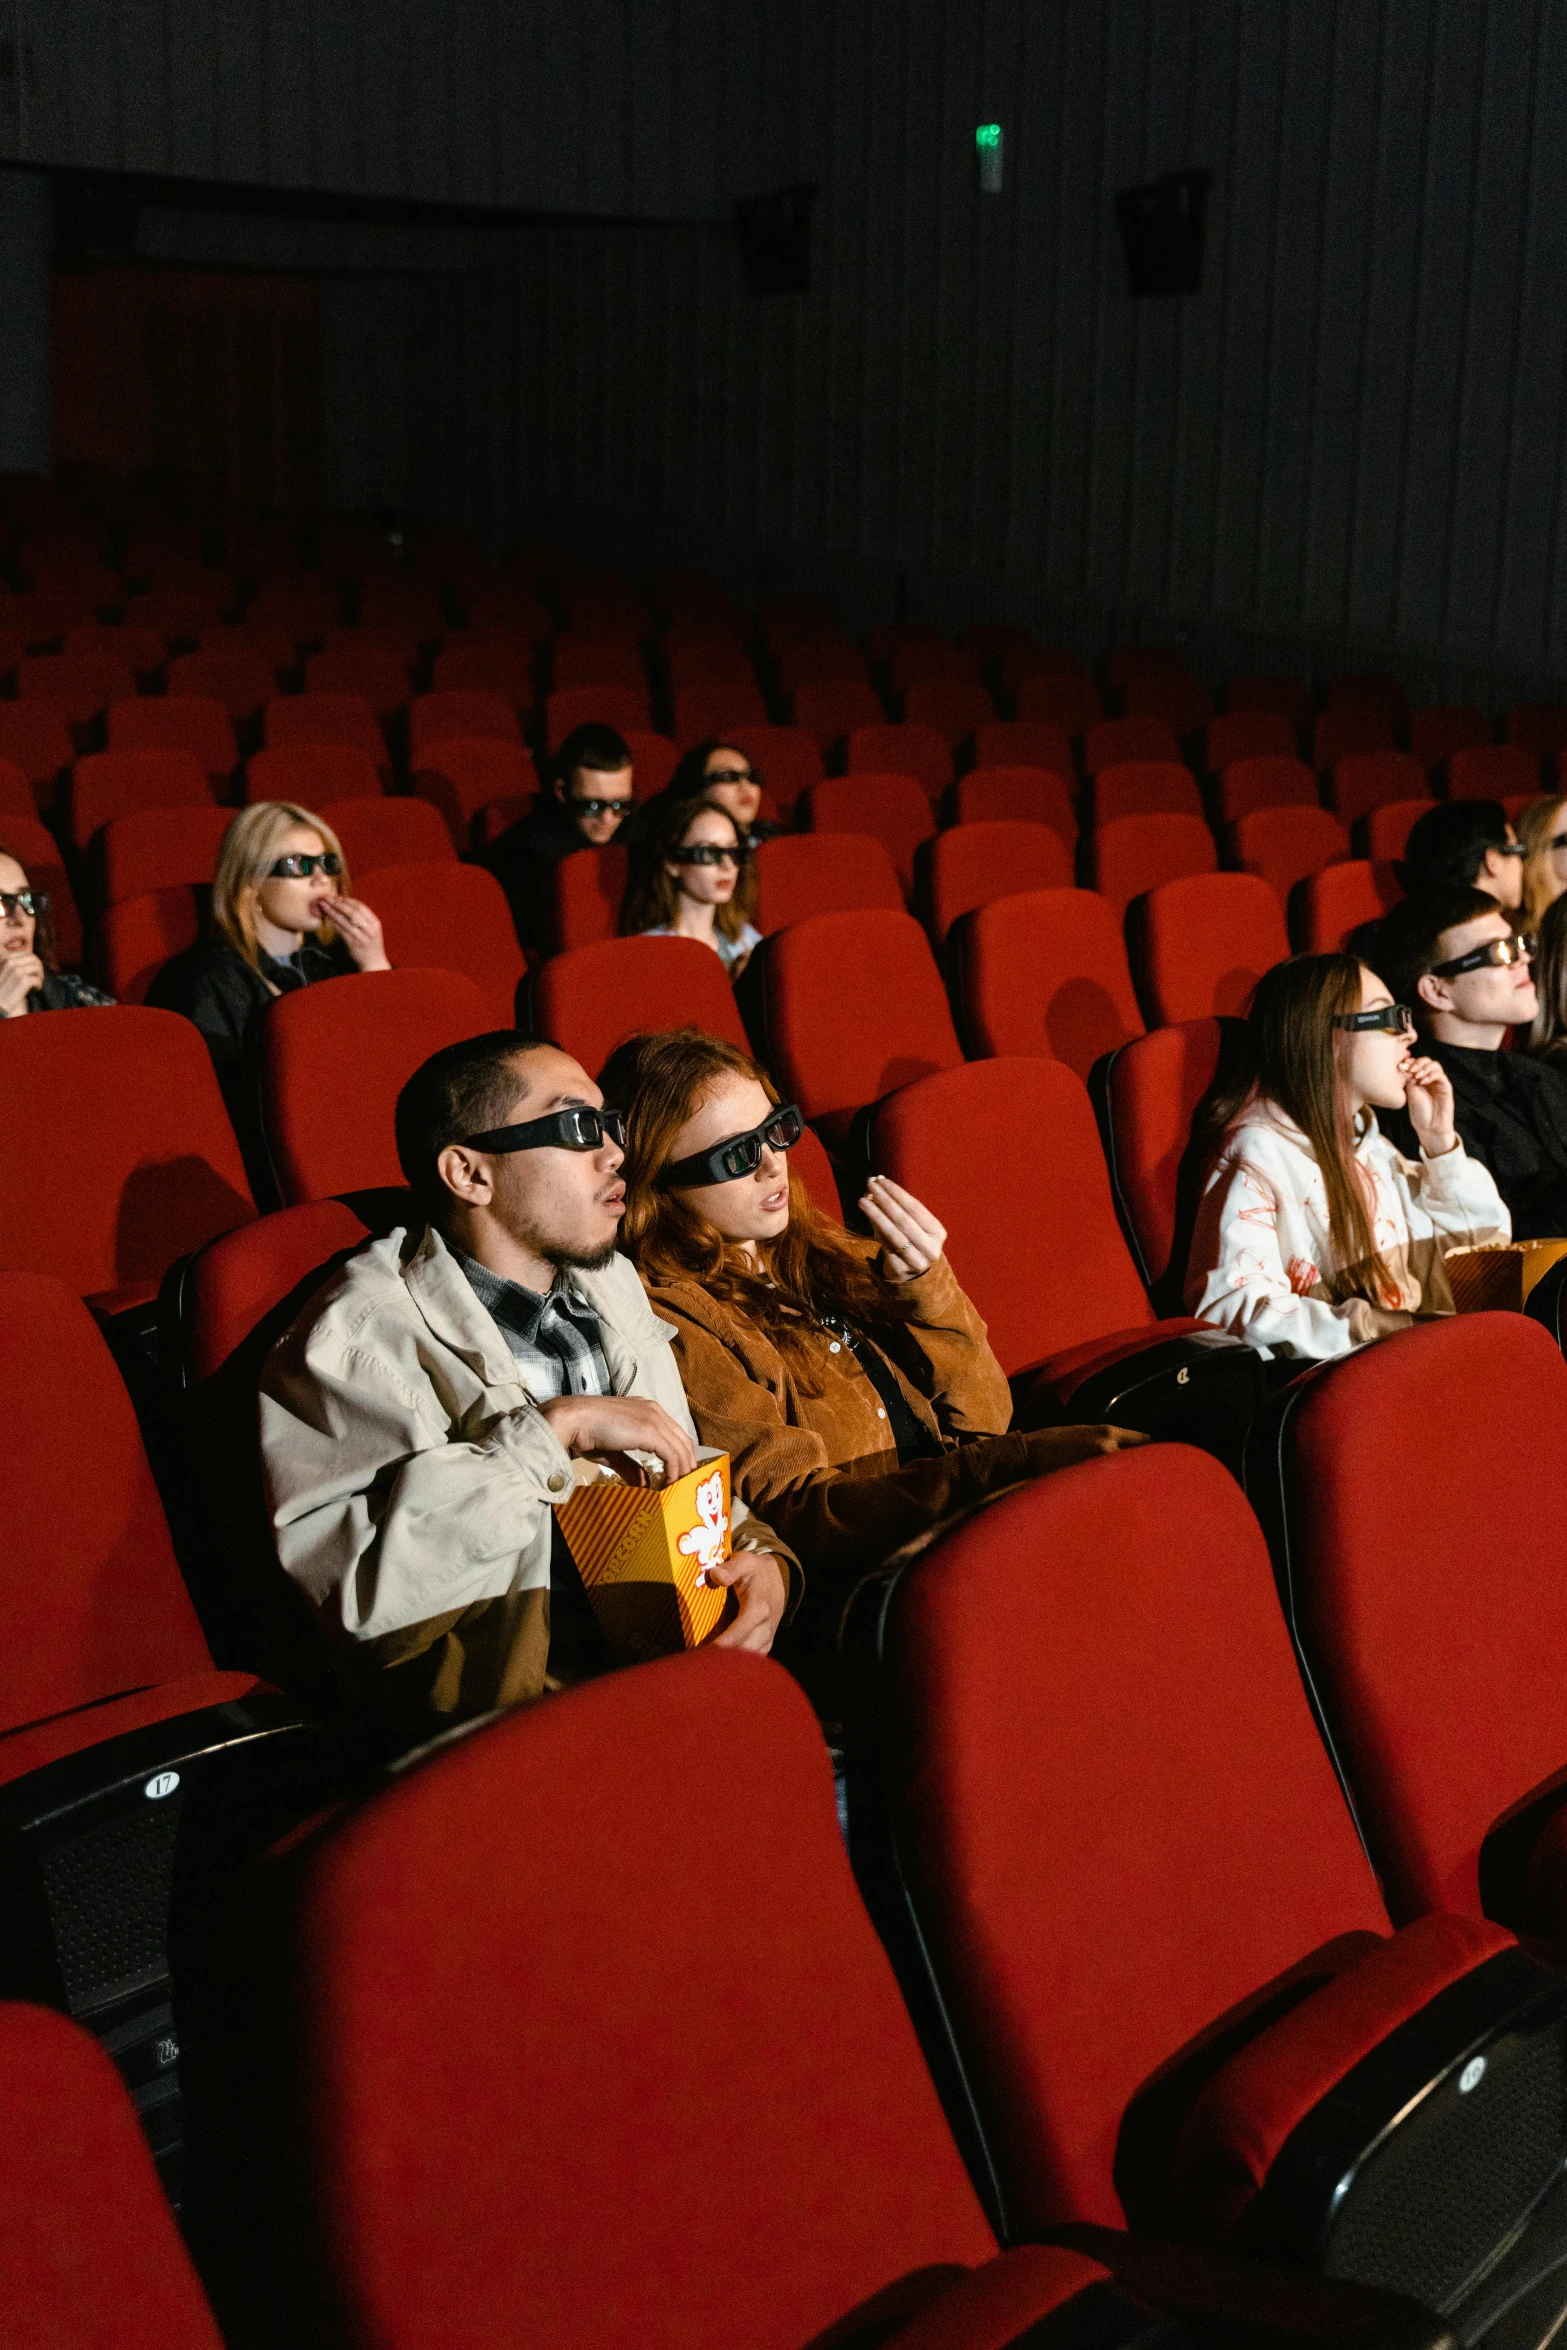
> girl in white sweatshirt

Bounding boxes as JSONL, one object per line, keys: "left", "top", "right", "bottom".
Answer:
{"left": 1185, "top": 953, "right": 1509, "bottom": 1361}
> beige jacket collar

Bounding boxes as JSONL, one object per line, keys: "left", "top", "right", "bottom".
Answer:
{"left": 399, "top": 1223, "right": 677, "bottom": 1397}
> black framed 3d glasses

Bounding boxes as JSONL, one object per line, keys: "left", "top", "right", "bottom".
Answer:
{"left": 1430, "top": 932, "right": 1536, "bottom": 980}
{"left": 268, "top": 852, "right": 342, "bottom": 879}
{"left": 662, "top": 1103, "right": 804, "bottom": 1187}
{"left": 0, "top": 889, "right": 45, "bottom": 919}
{"left": 1331, "top": 1003, "right": 1417, "bottom": 1035}
{"left": 670, "top": 841, "right": 749, "bottom": 868}
{"left": 570, "top": 795, "right": 632, "bottom": 819}
{"left": 704, "top": 765, "right": 760, "bottom": 787}
{"left": 462, "top": 1106, "right": 626, "bottom": 1154}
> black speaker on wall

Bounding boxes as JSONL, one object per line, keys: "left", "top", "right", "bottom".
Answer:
{"left": 734, "top": 184, "right": 817, "bottom": 296}
{"left": 1115, "top": 169, "right": 1210, "bottom": 297}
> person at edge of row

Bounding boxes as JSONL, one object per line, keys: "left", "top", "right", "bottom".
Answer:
{"left": 1345, "top": 798, "right": 1525, "bottom": 971}
{"left": 0, "top": 841, "right": 113, "bottom": 1017}
{"left": 623, "top": 794, "right": 762, "bottom": 974}
{"left": 258, "top": 1030, "right": 801, "bottom": 1738}
{"left": 626, "top": 739, "right": 786, "bottom": 853}
{"left": 149, "top": 800, "right": 388, "bottom": 1202}
{"left": 484, "top": 722, "right": 635, "bottom": 950}
{"left": 1516, "top": 791, "right": 1567, "bottom": 931}
{"left": 1374, "top": 885, "right": 1567, "bottom": 1241}
{"left": 599, "top": 1025, "right": 1146, "bottom": 1605}
{"left": 1533, "top": 891, "right": 1567, "bottom": 1065}
{"left": 1184, "top": 951, "right": 1509, "bottom": 1363}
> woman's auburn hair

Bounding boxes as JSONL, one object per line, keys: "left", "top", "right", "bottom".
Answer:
{"left": 211, "top": 800, "right": 351, "bottom": 969}
{"left": 1198, "top": 951, "right": 1400, "bottom": 1309}
{"left": 0, "top": 839, "right": 57, "bottom": 970}
{"left": 601, "top": 1026, "right": 913, "bottom": 1380}
{"left": 1516, "top": 793, "right": 1567, "bottom": 933}
{"left": 620, "top": 791, "right": 758, "bottom": 946}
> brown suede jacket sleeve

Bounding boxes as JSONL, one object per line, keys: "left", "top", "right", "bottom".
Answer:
{"left": 880, "top": 1250, "right": 1013, "bottom": 1435}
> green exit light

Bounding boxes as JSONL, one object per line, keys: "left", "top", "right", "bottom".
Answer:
{"left": 975, "top": 123, "right": 1001, "bottom": 149}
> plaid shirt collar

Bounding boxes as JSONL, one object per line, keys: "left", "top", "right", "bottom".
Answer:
{"left": 449, "top": 1248, "right": 612, "bottom": 1399}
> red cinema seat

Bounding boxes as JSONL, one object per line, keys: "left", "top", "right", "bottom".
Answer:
{"left": 0, "top": 2005, "right": 226, "bottom": 2347}
{"left": 189, "top": 1654, "right": 1172, "bottom": 2350}
{"left": 527, "top": 936, "right": 750, "bottom": 1074}
{"left": 549, "top": 842, "right": 629, "bottom": 953}
{"left": 790, "top": 680, "right": 886, "bottom": 755}
{"left": 1131, "top": 872, "right": 1289, "bottom": 1026}
{"left": 18, "top": 651, "right": 135, "bottom": 729}
{"left": 1409, "top": 705, "right": 1491, "bottom": 770}
{"left": 1245, "top": 1314, "right": 1567, "bottom": 1938}
{"left": 1363, "top": 798, "right": 1438, "bottom": 863}
{"left": 1297, "top": 858, "right": 1402, "bottom": 953}
{"left": 1215, "top": 754, "right": 1320, "bottom": 823}
{"left": 752, "top": 833, "right": 904, "bottom": 934}
{"left": 317, "top": 795, "right": 456, "bottom": 878}
{"left": 1505, "top": 704, "right": 1567, "bottom": 759}
{"left": 864, "top": 622, "right": 947, "bottom": 665}
{"left": 672, "top": 681, "right": 769, "bottom": 748}
{"left": 361, "top": 861, "right": 525, "bottom": 1028}
{"left": 0, "top": 753, "right": 33, "bottom": 820}
{"left": 473, "top": 794, "right": 530, "bottom": 850}
{"left": 545, "top": 685, "right": 653, "bottom": 750}
{"left": 0, "top": 1008, "right": 254, "bottom": 1310}
{"left": 0, "top": 701, "right": 74, "bottom": 795}
{"left": 1084, "top": 718, "right": 1182, "bottom": 777}
{"left": 1102, "top": 644, "right": 1186, "bottom": 692}
{"left": 921, "top": 820, "right": 1073, "bottom": 947}
{"left": 108, "top": 694, "right": 237, "bottom": 786}
{"left": 843, "top": 1445, "right": 1566, "bottom": 2321}
{"left": 1231, "top": 805, "right": 1349, "bottom": 910}
{"left": 264, "top": 692, "right": 388, "bottom": 772}
{"left": 1312, "top": 707, "right": 1396, "bottom": 771}
{"left": 245, "top": 741, "right": 385, "bottom": 807}
{"left": 261, "top": 968, "right": 491, "bottom": 1205}
{"left": 872, "top": 1060, "right": 1263, "bottom": 1453}
{"left": 961, "top": 621, "right": 1040, "bottom": 666}
{"left": 431, "top": 638, "right": 537, "bottom": 710}
{"left": 971, "top": 719, "right": 1076, "bottom": 784}
{"left": 901, "top": 678, "right": 995, "bottom": 746}
{"left": 953, "top": 766, "right": 1077, "bottom": 844}
{"left": 774, "top": 639, "right": 868, "bottom": 693}
{"left": 1327, "top": 670, "right": 1408, "bottom": 720}
{"left": 175, "top": 1197, "right": 375, "bottom": 1383}
{"left": 410, "top": 736, "right": 537, "bottom": 851}
{"left": 168, "top": 647, "right": 275, "bottom": 722}
{"left": 1205, "top": 711, "right": 1299, "bottom": 773}
{"left": 721, "top": 724, "right": 824, "bottom": 825}
{"left": 664, "top": 641, "right": 755, "bottom": 691}
{"left": 1122, "top": 671, "right": 1213, "bottom": 733}
{"left": 246, "top": 585, "right": 338, "bottom": 645}
{"left": 409, "top": 688, "right": 524, "bottom": 761}
{"left": 304, "top": 643, "right": 411, "bottom": 717}
{"left": 1326, "top": 750, "right": 1429, "bottom": 828}
{"left": 69, "top": 747, "right": 215, "bottom": 854}
{"left": 1094, "top": 1018, "right": 1238, "bottom": 1305}
{"left": 1092, "top": 761, "right": 1203, "bottom": 824}
{"left": 1448, "top": 743, "right": 1540, "bottom": 802}
{"left": 98, "top": 802, "right": 231, "bottom": 908}
{"left": 1005, "top": 645, "right": 1094, "bottom": 699}
{"left": 1224, "top": 672, "right": 1312, "bottom": 723}
{"left": 96, "top": 886, "right": 203, "bottom": 1002}
{"left": 844, "top": 726, "right": 954, "bottom": 804}
{"left": 620, "top": 730, "right": 680, "bottom": 802}
{"left": 1090, "top": 813, "right": 1217, "bottom": 920}
{"left": 953, "top": 887, "right": 1144, "bottom": 1079}
{"left": 805, "top": 773, "right": 935, "bottom": 894}
{"left": 751, "top": 908, "right": 962, "bottom": 1146}
{"left": 0, "top": 811, "right": 80, "bottom": 966}
{"left": 199, "top": 619, "right": 294, "bottom": 675}
{"left": 127, "top": 585, "right": 224, "bottom": 644}
{"left": 759, "top": 590, "right": 837, "bottom": 645}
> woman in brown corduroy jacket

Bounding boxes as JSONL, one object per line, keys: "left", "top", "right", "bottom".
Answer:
{"left": 600, "top": 1029, "right": 1143, "bottom": 1585}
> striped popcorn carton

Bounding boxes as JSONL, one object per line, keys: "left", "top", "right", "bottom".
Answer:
{"left": 555, "top": 1447, "right": 732, "bottom": 1662}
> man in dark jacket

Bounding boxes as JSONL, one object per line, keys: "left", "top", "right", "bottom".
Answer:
{"left": 1377, "top": 885, "right": 1567, "bottom": 1238}
{"left": 485, "top": 723, "right": 635, "bottom": 950}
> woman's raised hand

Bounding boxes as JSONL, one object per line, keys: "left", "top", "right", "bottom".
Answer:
{"left": 0, "top": 951, "right": 44, "bottom": 1017}
{"left": 324, "top": 894, "right": 391, "bottom": 972}
{"left": 859, "top": 1174, "right": 947, "bottom": 1281}
{"left": 1403, "top": 1055, "right": 1458, "bottom": 1157}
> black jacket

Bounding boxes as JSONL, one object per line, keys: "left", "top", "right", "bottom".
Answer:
{"left": 1379, "top": 1039, "right": 1567, "bottom": 1241}
{"left": 483, "top": 794, "right": 600, "bottom": 950}
{"left": 3, "top": 969, "right": 116, "bottom": 1015}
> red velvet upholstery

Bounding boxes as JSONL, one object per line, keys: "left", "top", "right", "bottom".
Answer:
{"left": 620, "top": 729, "right": 679, "bottom": 801}
{"left": 902, "top": 678, "right": 997, "bottom": 746}
{"left": 316, "top": 794, "right": 456, "bottom": 878}
{"left": 20, "top": 650, "right": 135, "bottom": 726}
{"left": 548, "top": 840, "right": 629, "bottom": 951}
{"left": 108, "top": 693, "right": 236, "bottom": 783}
{"left": 1409, "top": 705, "right": 1491, "bottom": 770}
{"left": 1251, "top": 1314, "right": 1567, "bottom": 1922}
{"left": 1, "top": 811, "right": 81, "bottom": 964}
{"left": 0, "top": 753, "right": 32, "bottom": 819}
{"left": 806, "top": 773, "right": 935, "bottom": 892}
{"left": 262, "top": 968, "right": 491, "bottom": 1206}
{"left": 1224, "top": 673, "right": 1311, "bottom": 723}
{"left": 1216, "top": 754, "right": 1319, "bottom": 823}
{"left": 0, "top": 1669, "right": 262, "bottom": 1786}
{"left": 1362, "top": 797, "right": 1437, "bottom": 862}
{"left": 0, "top": 1008, "right": 254, "bottom": 1305}
{"left": 245, "top": 742, "right": 385, "bottom": 808}
{"left": 1297, "top": 858, "right": 1402, "bottom": 953}
{"left": 1133, "top": 872, "right": 1289, "bottom": 1025}
{"left": 775, "top": 640, "right": 868, "bottom": 692}
{"left": 96, "top": 885, "right": 203, "bottom": 1002}
{"left": 722, "top": 723, "right": 824, "bottom": 824}
{"left": 1093, "top": 761, "right": 1203, "bottom": 823}
{"left": 1505, "top": 703, "right": 1567, "bottom": 758}
{"left": 1096, "top": 1019, "right": 1226, "bottom": 1294}
{"left": 545, "top": 685, "right": 654, "bottom": 750}
{"left": 665, "top": 641, "right": 755, "bottom": 690}
{"left": 1206, "top": 713, "right": 1299, "bottom": 774}
{"left": 304, "top": 644, "right": 410, "bottom": 716}
{"left": 410, "top": 736, "right": 537, "bottom": 849}
{"left": 971, "top": 721, "right": 1076, "bottom": 784}
{"left": 1124, "top": 672, "right": 1213, "bottom": 732}
{"left": 1090, "top": 812, "right": 1217, "bottom": 920}
{"left": 1448, "top": 742, "right": 1541, "bottom": 802}
{"left": 877, "top": 1447, "right": 1390, "bottom": 2232}
{"left": 1103, "top": 645, "right": 1186, "bottom": 690}
{"left": 530, "top": 935, "right": 751, "bottom": 1075}
{"left": 1325, "top": 750, "right": 1427, "bottom": 828}
{"left": 70, "top": 748, "right": 215, "bottom": 853}
{"left": 430, "top": 640, "right": 536, "bottom": 708}
{"left": 790, "top": 1124, "right": 844, "bottom": 1222}
{"left": 1312, "top": 708, "right": 1395, "bottom": 771}
{"left": 753, "top": 832, "right": 904, "bottom": 934}
{"left": 872, "top": 1059, "right": 1155, "bottom": 1372}
{"left": 252, "top": 1653, "right": 1017, "bottom": 2348}
{"left": 757, "top": 908, "right": 962, "bottom": 1141}
{"left": 361, "top": 861, "right": 525, "bottom": 1027}
{"left": 1084, "top": 718, "right": 1183, "bottom": 776}
{"left": 98, "top": 800, "right": 231, "bottom": 906}
{"left": 846, "top": 722, "right": 955, "bottom": 798}
{"left": 673, "top": 680, "right": 769, "bottom": 747}
{"left": 1231, "top": 806, "right": 1348, "bottom": 907}
{"left": 264, "top": 692, "right": 388, "bottom": 769}
{"left": 552, "top": 639, "right": 645, "bottom": 691}
{"left": 181, "top": 1200, "right": 373, "bottom": 1381}
{"left": 0, "top": 2005, "right": 224, "bottom": 2347}
{"left": 954, "top": 886, "right": 1144, "bottom": 1079}
{"left": 0, "top": 699, "right": 78, "bottom": 788}
{"left": 922, "top": 821, "right": 1073, "bottom": 946}
{"left": 953, "top": 767, "right": 1077, "bottom": 843}
{"left": 167, "top": 647, "right": 274, "bottom": 721}
{"left": 0, "top": 1273, "right": 219, "bottom": 1734}
{"left": 1017, "top": 673, "right": 1105, "bottom": 733}
{"left": 1327, "top": 670, "right": 1407, "bottom": 719}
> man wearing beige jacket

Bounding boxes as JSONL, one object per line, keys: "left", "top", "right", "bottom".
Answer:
{"left": 260, "top": 1030, "right": 798, "bottom": 1734}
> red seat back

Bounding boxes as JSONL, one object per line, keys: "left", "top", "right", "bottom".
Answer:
{"left": 1326, "top": 750, "right": 1428, "bottom": 827}
{"left": 789, "top": 680, "right": 885, "bottom": 754}
{"left": 360, "top": 861, "right": 526, "bottom": 1028}
{"left": 721, "top": 724, "right": 824, "bottom": 825}
{"left": 1096, "top": 1018, "right": 1231, "bottom": 1293}
{"left": 180, "top": 1199, "right": 373, "bottom": 1381}
{"left": 1297, "top": 858, "right": 1402, "bottom": 953}
{"left": 261, "top": 969, "right": 491, "bottom": 1205}
{"left": 0, "top": 754, "right": 33, "bottom": 820}
{"left": 1205, "top": 711, "right": 1299, "bottom": 773}
{"left": 0, "top": 1272, "right": 215, "bottom": 1728}
{"left": 805, "top": 773, "right": 934, "bottom": 893}
{"left": 245, "top": 742, "right": 386, "bottom": 808}
{"left": 70, "top": 748, "right": 215, "bottom": 854}
{"left": 873, "top": 1059, "right": 1152, "bottom": 1370}
{"left": 756, "top": 909, "right": 962, "bottom": 1133}
{"left": 1089, "top": 812, "right": 1217, "bottom": 919}
{"left": 1447, "top": 743, "right": 1540, "bottom": 802}
{"left": 97, "top": 885, "right": 203, "bottom": 1002}
{"left": 167, "top": 648, "right": 275, "bottom": 721}
{"left": 752, "top": 833, "right": 904, "bottom": 934}
{"left": 971, "top": 720, "right": 1075, "bottom": 785}
{"left": 548, "top": 842, "right": 629, "bottom": 952}
{"left": 317, "top": 795, "right": 456, "bottom": 877}
{"left": 1224, "top": 673, "right": 1311, "bottom": 723}
{"left": 1408, "top": 705, "right": 1491, "bottom": 770}
{"left": 844, "top": 722, "right": 953, "bottom": 798}
{"left": 98, "top": 801, "right": 232, "bottom": 907}
{"left": 1083, "top": 717, "right": 1181, "bottom": 776}
{"left": 265, "top": 692, "right": 388, "bottom": 768}
{"left": 1504, "top": 703, "right": 1567, "bottom": 758}
{"left": 108, "top": 694, "right": 236, "bottom": 782}
{"left": 1363, "top": 798, "right": 1437, "bottom": 863}
{"left": 1132, "top": 872, "right": 1288, "bottom": 1025}
{"left": 545, "top": 684, "right": 653, "bottom": 750}
{"left": 774, "top": 639, "right": 867, "bottom": 693}
{"left": 673, "top": 681, "right": 769, "bottom": 748}
{"left": 953, "top": 766, "right": 1077, "bottom": 842}
{"left": 954, "top": 887, "right": 1143, "bottom": 1078}
{"left": 0, "top": 1008, "right": 254, "bottom": 1307}
{"left": 1122, "top": 671, "right": 1213, "bottom": 732}
{"left": 1215, "top": 754, "right": 1319, "bottom": 824}
{"left": 872, "top": 1448, "right": 1387, "bottom": 2231}
{"left": 530, "top": 936, "right": 751, "bottom": 1075}
{"left": 19, "top": 651, "right": 135, "bottom": 725}
{"left": 1312, "top": 708, "right": 1395, "bottom": 771}
{"left": 304, "top": 644, "right": 410, "bottom": 716}
{"left": 1016, "top": 674, "right": 1104, "bottom": 733}
{"left": 409, "top": 689, "right": 524, "bottom": 759}
{"left": 900, "top": 679, "right": 995, "bottom": 746}
{"left": 1091, "top": 761, "right": 1202, "bottom": 824}
{"left": 619, "top": 729, "right": 679, "bottom": 803}
{"left": 431, "top": 639, "right": 537, "bottom": 708}
{"left": 0, "top": 701, "right": 74, "bottom": 790}
{"left": 922, "top": 820, "right": 1073, "bottom": 947}
{"left": 1231, "top": 805, "right": 1349, "bottom": 908}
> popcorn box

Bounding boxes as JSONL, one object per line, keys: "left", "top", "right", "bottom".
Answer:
{"left": 1443, "top": 1239, "right": 1567, "bottom": 1316}
{"left": 555, "top": 1447, "right": 732, "bottom": 1663}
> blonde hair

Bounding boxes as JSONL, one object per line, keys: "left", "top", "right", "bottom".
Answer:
{"left": 212, "top": 801, "right": 350, "bottom": 969}
{"left": 1516, "top": 795, "right": 1567, "bottom": 932}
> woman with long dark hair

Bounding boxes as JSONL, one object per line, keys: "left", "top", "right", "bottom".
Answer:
{"left": 601, "top": 1026, "right": 1142, "bottom": 1576}
{"left": 1185, "top": 952, "right": 1508, "bottom": 1359}
{"left": 0, "top": 841, "right": 112, "bottom": 1017}
{"left": 621, "top": 796, "right": 762, "bottom": 973}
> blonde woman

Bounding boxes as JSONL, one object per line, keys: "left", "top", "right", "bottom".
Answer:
{"left": 149, "top": 800, "right": 388, "bottom": 1194}
{"left": 1516, "top": 794, "right": 1567, "bottom": 932}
